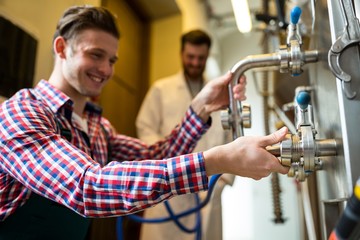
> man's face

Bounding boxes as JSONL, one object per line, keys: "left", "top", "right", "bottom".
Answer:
{"left": 61, "top": 29, "right": 118, "bottom": 98}
{"left": 181, "top": 42, "right": 209, "bottom": 79}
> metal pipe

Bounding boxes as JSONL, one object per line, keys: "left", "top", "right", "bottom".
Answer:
{"left": 228, "top": 50, "right": 319, "bottom": 139}
{"left": 266, "top": 144, "right": 281, "bottom": 157}
{"left": 229, "top": 53, "right": 280, "bottom": 139}
{"left": 315, "top": 139, "right": 337, "bottom": 157}
{"left": 266, "top": 138, "right": 337, "bottom": 162}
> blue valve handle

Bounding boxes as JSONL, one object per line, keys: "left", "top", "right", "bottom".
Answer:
{"left": 296, "top": 91, "right": 311, "bottom": 109}
{"left": 290, "top": 6, "right": 302, "bottom": 24}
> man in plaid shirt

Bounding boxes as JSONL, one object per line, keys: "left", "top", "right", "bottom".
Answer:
{"left": 0, "top": 5, "right": 289, "bottom": 239}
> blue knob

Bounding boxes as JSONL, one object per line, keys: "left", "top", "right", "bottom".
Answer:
{"left": 296, "top": 91, "right": 310, "bottom": 109}
{"left": 290, "top": 6, "right": 302, "bottom": 24}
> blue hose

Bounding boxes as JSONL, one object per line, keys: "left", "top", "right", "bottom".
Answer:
{"left": 116, "top": 174, "right": 222, "bottom": 240}
{"left": 163, "top": 194, "right": 201, "bottom": 233}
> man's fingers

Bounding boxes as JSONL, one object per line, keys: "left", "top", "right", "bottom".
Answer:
{"left": 267, "top": 150, "right": 289, "bottom": 175}
{"left": 218, "top": 71, "right": 232, "bottom": 85}
{"left": 275, "top": 162, "right": 290, "bottom": 174}
{"left": 261, "top": 127, "right": 288, "bottom": 147}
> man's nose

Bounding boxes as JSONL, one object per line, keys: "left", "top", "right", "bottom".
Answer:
{"left": 98, "top": 61, "right": 113, "bottom": 75}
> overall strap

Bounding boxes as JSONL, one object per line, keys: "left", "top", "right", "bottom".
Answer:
{"left": 55, "top": 115, "right": 112, "bottom": 162}
{"left": 100, "top": 124, "right": 112, "bottom": 163}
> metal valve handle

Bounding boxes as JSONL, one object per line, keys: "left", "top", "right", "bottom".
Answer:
{"left": 290, "top": 6, "right": 302, "bottom": 24}
{"left": 296, "top": 91, "right": 311, "bottom": 109}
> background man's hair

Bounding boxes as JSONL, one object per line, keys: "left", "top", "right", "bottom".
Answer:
{"left": 181, "top": 29, "right": 211, "bottom": 51}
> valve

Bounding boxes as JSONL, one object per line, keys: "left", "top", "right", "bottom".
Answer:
{"left": 267, "top": 89, "right": 337, "bottom": 181}
{"left": 221, "top": 103, "right": 251, "bottom": 131}
{"left": 223, "top": 6, "right": 318, "bottom": 140}
{"left": 279, "top": 6, "right": 306, "bottom": 76}
{"left": 287, "top": 6, "right": 302, "bottom": 45}
{"left": 296, "top": 91, "right": 311, "bottom": 109}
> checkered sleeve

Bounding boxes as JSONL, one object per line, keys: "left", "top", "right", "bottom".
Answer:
{"left": 109, "top": 107, "right": 211, "bottom": 161}
{"left": 0, "top": 97, "right": 211, "bottom": 218}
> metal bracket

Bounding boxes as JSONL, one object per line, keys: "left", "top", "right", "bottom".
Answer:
{"left": 328, "top": 0, "right": 360, "bottom": 99}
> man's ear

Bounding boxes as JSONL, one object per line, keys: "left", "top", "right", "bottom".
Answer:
{"left": 53, "top": 36, "right": 67, "bottom": 59}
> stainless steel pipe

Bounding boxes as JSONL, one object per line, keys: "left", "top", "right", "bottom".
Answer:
{"left": 227, "top": 50, "right": 319, "bottom": 139}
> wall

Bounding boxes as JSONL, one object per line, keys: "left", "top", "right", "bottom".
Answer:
{"left": 0, "top": 0, "right": 100, "bottom": 86}
{"left": 149, "top": 14, "right": 182, "bottom": 85}
{"left": 100, "top": 0, "right": 150, "bottom": 137}
{"left": 0, "top": 0, "right": 149, "bottom": 138}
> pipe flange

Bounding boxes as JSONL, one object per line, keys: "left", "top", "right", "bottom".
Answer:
{"left": 289, "top": 40, "right": 303, "bottom": 75}
{"left": 220, "top": 110, "right": 231, "bottom": 130}
{"left": 280, "top": 135, "right": 293, "bottom": 163}
{"left": 279, "top": 45, "right": 290, "bottom": 73}
{"left": 301, "top": 126, "right": 315, "bottom": 171}
{"left": 241, "top": 103, "right": 251, "bottom": 128}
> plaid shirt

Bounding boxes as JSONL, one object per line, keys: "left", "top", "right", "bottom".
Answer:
{"left": 0, "top": 80, "right": 210, "bottom": 221}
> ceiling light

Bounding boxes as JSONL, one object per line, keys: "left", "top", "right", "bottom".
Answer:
{"left": 231, "top": 0, "right": 252, "bottom": 33}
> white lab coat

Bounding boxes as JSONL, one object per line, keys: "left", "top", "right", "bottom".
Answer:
{"left": 136, "top": 71, "right": 234, "bottom": 240}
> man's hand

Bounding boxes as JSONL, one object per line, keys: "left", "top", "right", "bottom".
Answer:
{"left": 203, "top": 127, "right": 289, "bottom": 180}
{"left": 191, "top": 72, "right": 246, "bottom": 122}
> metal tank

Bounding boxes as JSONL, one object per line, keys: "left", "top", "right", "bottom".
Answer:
{"left": 222, "top": 0, "right": 360, "bottom": 239}
{"left": 313, "top": 0, "right": 360, "bottom": 239}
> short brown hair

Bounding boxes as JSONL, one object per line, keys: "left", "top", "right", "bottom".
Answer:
{"left": 181, "top": 30, "right": 211, "bottom": 51}
{"left": 53, "top": 5, "right": 120, "bottom": 43}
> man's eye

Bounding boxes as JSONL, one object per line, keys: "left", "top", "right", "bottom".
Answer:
{"left": 91, "top": 53, "right": 101, "bottom": 59}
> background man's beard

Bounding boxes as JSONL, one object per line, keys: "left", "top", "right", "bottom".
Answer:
{"left": 185, "top": 68, "right": 203, "bottom": 79}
